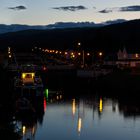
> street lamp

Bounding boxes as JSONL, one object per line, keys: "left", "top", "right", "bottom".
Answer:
{"left": 98, "top": 52, "right": 103, "bottom": 64}
{"left": 78, "top": 42, "right": 84, "bottom": 68}
{"left": 99, "top": 52, "right": 102, "bottom": 57}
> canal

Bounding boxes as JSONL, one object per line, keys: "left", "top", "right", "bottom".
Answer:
{"left": 13, "top": 74, "right": 140, "bottom": 140}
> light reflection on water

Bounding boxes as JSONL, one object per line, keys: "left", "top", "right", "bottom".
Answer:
{"left": 18, "top": 92, "right": 139, "bottom": 140}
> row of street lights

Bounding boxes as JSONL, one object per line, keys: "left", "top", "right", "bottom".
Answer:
{"left": 32, "top": 44, "right": 103, "bottom": 67}
{"left": 77, "top": 42, "right": 103, "bottom": 67}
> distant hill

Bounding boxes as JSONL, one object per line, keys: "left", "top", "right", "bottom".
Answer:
{"left": 0, "top": 19, "right": 126, "bottom": 34}
{"left": 0, "top": 19, "right": 140, "bottom": 54}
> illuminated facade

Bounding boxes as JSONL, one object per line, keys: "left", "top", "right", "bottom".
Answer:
{"left": 117, "top": 48, "right": 140, "bottom": 67}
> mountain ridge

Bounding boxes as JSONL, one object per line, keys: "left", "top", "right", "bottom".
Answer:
{"left": 0, "top": 19, "right": 140, "bottom": 53}
{"left": 0, "top": 19, "right": 126, "bottom": 34}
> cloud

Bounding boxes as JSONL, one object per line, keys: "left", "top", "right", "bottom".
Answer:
{"left": 99, "top": 5, "right": 140, "bottom": 13}
{"left": 99, "top": 8, "right": 113, "bottom": 13}
{"left": 120, "top": 5, "right": 140, "bottom": 12}
{"left": 8, "top": 5, "right": 27, "bottom": 10}
{"left": 52, "top": 5, "right": 87, "bottom": 11}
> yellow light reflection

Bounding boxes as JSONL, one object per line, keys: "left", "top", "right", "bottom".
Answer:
{"left": 78, "top": 118, "right": 82, "bottom": 133}
{"left": 56, "top": 95, "right": 59, "bottom": 100}
{"left": 32, "top": 126, "right": 35, "bottom": 135}
{"left": 99, "top": 98, "right": 103, "bottom": 113}
{"left": 60, "top": 95, "right": 62, "bottom": 99}
{"left": 22, "top": 126, "right": 26, "bottom": 135}
{"left": 72, "top": 99, "right": 76, "bottom": 115}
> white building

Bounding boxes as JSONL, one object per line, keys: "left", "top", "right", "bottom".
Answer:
{"left": 117, "top": 48, "right": 140, "bottom": 67}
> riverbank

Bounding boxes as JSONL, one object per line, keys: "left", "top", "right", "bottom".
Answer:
{"left": 43, "top": 68, "right": 140, "bottom": 97}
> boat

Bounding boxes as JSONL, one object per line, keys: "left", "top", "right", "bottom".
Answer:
{"left": 15, "top": 97, "right": 36, "bottom": 117}
{"left": 14, "top": 70, "right": 44, "bottom": 98}
{"left": 14, "top": 71, "right": 43, "bottom": 88}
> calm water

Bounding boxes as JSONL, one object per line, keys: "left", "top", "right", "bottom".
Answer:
{"left": 19, "top": 94, "right": 140, "bottom": 140}
{"left": 16, "top": 76, "right": 140, "bottom": 140}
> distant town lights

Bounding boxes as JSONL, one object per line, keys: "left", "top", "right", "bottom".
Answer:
{"left": 99, "top": 52, "right": 103, "bottom": 56}
{"left": 136, "top": 53, "right": 139, "bottom": 58}
{"left": 78, "top": 42, "right": 81, "bottom": 46}
{"left": 8, "top": 54, "right": 12, "bottom": 58}
{"left": 8, "top": 47, "right": 11, "bottom": 52}
{"left": 71, "top": 52, "right": 74, "bottom": 55}
{"left": 78, "top": 52, "right": 81, "bottom": 55}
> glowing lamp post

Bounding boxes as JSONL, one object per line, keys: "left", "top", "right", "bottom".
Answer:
{"left": 99, "top": 52, "right": 102, "bottom": 57}
{"left": 99, "top": 52, "right": 103, "bottom": 64}
{"left": 78, "top": 42, "right": 85, "bottom": 67}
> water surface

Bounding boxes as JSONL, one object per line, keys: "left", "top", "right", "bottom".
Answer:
{"left": 19, "top": 89, "right": 140, "bottom": 140}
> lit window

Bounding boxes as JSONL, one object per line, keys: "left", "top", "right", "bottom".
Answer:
{"left": 136, "top": 53, "right": 139, "bottom": 58}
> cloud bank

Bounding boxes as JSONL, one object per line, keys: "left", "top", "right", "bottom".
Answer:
{"left": 52, "top": 5, "right": 87, "bottom": 11}
{"left": 99, "top": 5, "right": 140, "bottom": 13}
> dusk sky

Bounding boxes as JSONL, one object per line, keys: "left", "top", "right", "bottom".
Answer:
{"left": 0, "top": 0, "right": 140, "bottom": 25}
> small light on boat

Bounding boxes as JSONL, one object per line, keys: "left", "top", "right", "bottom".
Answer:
{"left": 22, "top": 73, "right": 26, "bottom": 79}
{"left": 45, "top": 89, "right": 49, "bottom": 99}
{"left": 44, "top": 98, "right": 47, "bottom": 111}
{"left": 31, "top": 73, "right": 35, "bottom": 78}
